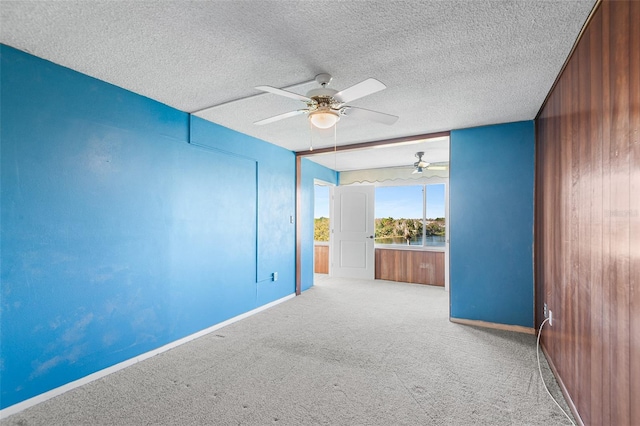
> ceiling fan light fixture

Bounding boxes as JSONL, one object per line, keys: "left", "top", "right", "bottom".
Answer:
{"left": 309, "top": 110, "right": 340, "bottom": 129}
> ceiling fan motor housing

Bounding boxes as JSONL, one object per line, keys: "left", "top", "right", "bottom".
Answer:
{"left": 315, "top": 73, "right": 333, "bottom": 86}
{"left": 414, "top": 152, "right": 430, "bottom": 169}
{"left": 307, "top": 75, "right": 342, "bottom": 128}
{"left": 306, "top": 88, "right": 339, "bottom": 100}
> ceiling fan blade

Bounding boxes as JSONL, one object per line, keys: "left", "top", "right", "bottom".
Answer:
{"left": 343, "top": 106, "right": 399, "bottom": 125}
{"left": 254, "top": 109, "right": 307, "bottom": 125}
{"left": 426, "top": 161, "right": 449, "bottom": 170}
{"left": 255, "top": 86, "right": 312, "bottom": 102}
{"left": 334, "top": 78, "right": 386, "bottom": 103}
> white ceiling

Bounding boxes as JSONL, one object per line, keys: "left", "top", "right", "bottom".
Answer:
{"left": 308, "top": 135, "right": 450, "bottom": 171}
{"left": 1, "top": 1, "right": 595, "bottom": 171}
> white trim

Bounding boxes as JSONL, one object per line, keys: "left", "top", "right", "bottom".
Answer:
{"left": 444, "top": 181, "right": 450, "bottom": 292}
{"left": 343, "top": 174, "right": 449, "bottom": 188}
{"left": 313, "top": 179, "right": 335, "bottom": 279}
{"left": 339, "top": 167, "right": 448, "bottom": 186}
{"left": 313, "top": 178, "right": 334, "bottom": 187}
{"left": 0, "top": 293, "right": 296, "bottom": 419}
{"left": 374, "top": 244, "right": 444, "bottom": 252}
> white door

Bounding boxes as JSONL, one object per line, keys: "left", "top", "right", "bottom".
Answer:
{"left": 331, "top": 185, "right": 375, "bottom": 279}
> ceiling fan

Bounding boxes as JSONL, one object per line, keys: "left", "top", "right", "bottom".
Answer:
{"left": 253, "top": 73, "right": 399, "bottom": 129}
{"left": 413, "top": 152, "right": 449, "bottom": 174}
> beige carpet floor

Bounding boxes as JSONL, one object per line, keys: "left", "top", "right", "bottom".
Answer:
{"left": 1, "top": 275, "right": 574, "bottom": 425}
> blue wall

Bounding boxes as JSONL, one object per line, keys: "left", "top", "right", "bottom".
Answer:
{"left": 449, "top": 121, "right": 534, "bottom": 328}
{"left": 300, "top": 159, "right": 338, "bottom": 291}
{"left": 0, "top": 45, "right": 296, "bottom": 409}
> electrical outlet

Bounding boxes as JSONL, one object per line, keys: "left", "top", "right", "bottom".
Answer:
{"left": 272, "top": 272, "right": 278, "bottom": 281}
{"left": 543, "top": 303, "right": 548, "bottom": 319}
{"left": 549, "top": 310, "right": 553, "bottom": 326}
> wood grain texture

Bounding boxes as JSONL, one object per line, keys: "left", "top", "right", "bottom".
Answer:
{"left": 588, "top": 10, "right": 604, "bottom": 424}
{"left": 314, "top": 245, "right": 329, "bottom": 274}
{"left": 535, "top": 1, "right": 639, "bottom": 424}
{"left": 375, "top": 249, "right": 444, "bottom": 286}
{"left": 609, "top": 4, "right": 631, "bottom": 425}
{"left": 629, "top": 2, "right": 640, "bottom": 423}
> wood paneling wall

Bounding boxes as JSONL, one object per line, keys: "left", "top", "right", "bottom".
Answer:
{"left": 314, "top": 244, "right": 329, "bottom": 274}
{"left": 535, "top": 1, "right": 639, "bottom": 425}
{"left": 313, "top": 245, "right": 444, "bottom": 284}
{"left": 375, "top": 249, "right": 444, "bottom": 286}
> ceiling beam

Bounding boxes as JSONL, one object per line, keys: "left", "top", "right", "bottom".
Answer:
{"left": 295, "top": 130, "right": 451, "bottom": 157}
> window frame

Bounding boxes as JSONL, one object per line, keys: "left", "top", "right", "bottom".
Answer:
{"left": 373, "top": 178, "right": 448, "bottom": 252}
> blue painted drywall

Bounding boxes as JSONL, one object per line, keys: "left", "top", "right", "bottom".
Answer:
{"left": 0, "top": 44, "right": 295, "bottom": 409}
{"left": 189, "top": 117, "right": 296, "bottom": 306}
{"left": 300, "top": 159, "right": 338, "bottom": 291}
{"left": 449, "top": 121, "right": 534, "bottom": 328}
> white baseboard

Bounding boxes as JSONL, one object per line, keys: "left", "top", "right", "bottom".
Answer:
{"left": 0, "top": 293, "right": 296, "bottom": 419}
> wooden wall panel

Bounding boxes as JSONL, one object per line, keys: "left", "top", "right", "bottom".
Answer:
{"left": 535, "top": 1, "right": 639, "bottom": 424}
{"left": 312, "top": 245, "right": 445, "bottom": 284}
{"left": 375, "top": 249, "right": 444, "bottom": 286}
{"left": 314, "top": 245, "right": 329, "bottom": 274}
{"left": 587, "top": 10, "right": 605, "bottom": 423}
{"left": 629, "top": 3, "right": 640, "bottom": 425}
{"left": 609, "top": 4, "right": 631, "bottom": 425}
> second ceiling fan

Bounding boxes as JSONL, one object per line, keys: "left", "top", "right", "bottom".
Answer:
{"left": 413, "top": 152, "right": 448, "bottom": 174}
{"left": 254, "top": 73, "right": 398, "bottom": 129}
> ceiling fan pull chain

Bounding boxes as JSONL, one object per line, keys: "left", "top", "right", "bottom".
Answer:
{"left": 309, "top": 119, "right": 314, "bottom": 151}
{"left": 334, "top": 124, "right": 338, "bottom": 171}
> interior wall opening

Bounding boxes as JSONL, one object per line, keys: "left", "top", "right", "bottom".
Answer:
{"left": 305, "top": 133, "right": 450, "bottom": 290}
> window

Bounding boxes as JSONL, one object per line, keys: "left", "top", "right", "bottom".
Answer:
{"left": 374, "top": 184, "right": 446, "bottom": 247}
{"left": 424, "top": 184, "right": 446, "bottom": 247}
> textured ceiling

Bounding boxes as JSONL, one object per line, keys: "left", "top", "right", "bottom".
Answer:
{"left": 1, "top": 1, "right": 595, "bottom": 170}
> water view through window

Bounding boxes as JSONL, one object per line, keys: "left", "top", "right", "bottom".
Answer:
{"left": 314, "top": 184, "right": 446, "bottom": 247}
{"left": 375, "top": 184, "right": 446, "bottom": 247}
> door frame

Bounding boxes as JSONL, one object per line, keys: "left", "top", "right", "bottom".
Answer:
{"left": 294, "top": 130, "right": 452, "bottom": 295}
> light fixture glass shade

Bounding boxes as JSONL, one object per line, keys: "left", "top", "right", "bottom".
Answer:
{"left": 309, "top": 111, "right": 339, "bottom": 129}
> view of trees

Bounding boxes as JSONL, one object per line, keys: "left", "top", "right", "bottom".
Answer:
{"left": 314, "top": 217, "right": 330, "bottom": 241}
{"left": 314, "top": 216, "right": 445, "bottom": 243}
{"left": 424, "top": 218, "right": 446, "bottom": 236}
{"left": 375, "top": 217, "right": 445, "bottom": 243}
